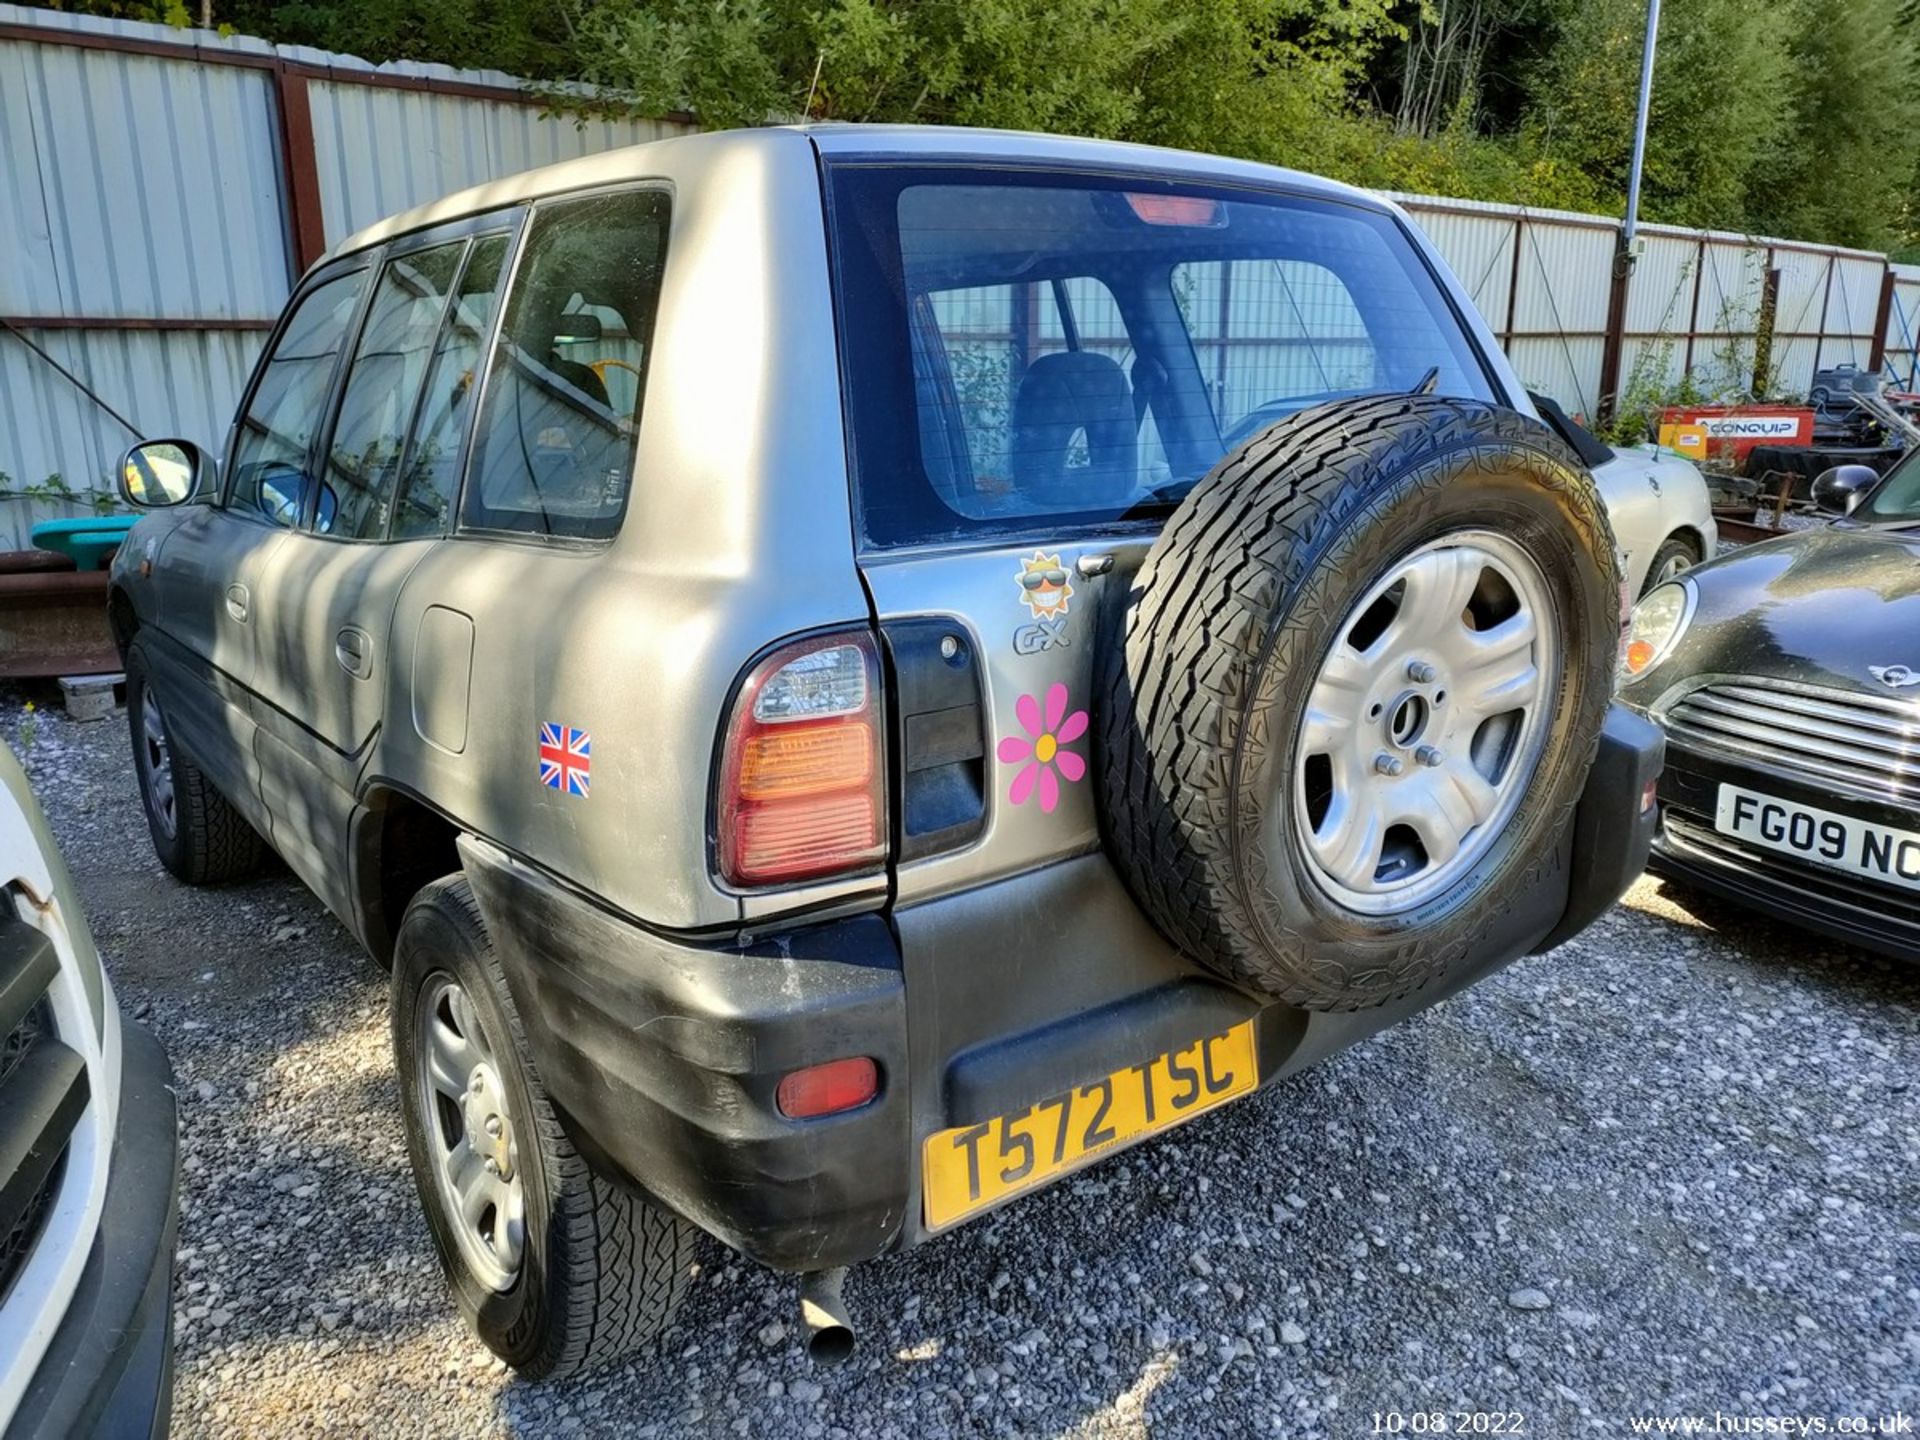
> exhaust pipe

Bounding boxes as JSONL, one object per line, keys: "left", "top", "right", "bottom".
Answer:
{"left": 797, "top": 1268, "right": 855, "bottom": 1366}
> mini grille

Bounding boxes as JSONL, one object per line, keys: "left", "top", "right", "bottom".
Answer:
{"left": 1664, "top": 678, "right": 1920, "bottom": 803}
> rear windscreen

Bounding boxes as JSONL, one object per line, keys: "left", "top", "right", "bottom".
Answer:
{"left": 826, "top": 165, "right": 1498, "bottom": 550}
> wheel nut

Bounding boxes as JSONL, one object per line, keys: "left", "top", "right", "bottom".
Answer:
{"left": 484, "top": 1116, "right": 502, "bottom": 1138}
{"left": 484, "top": 1158, "right": 499, "bottom": 1175}
{"left": 1373, "top": 752, "right": 1405, "bottom": 777}
{"left": 1407, "top": 660, "right": 1438, "bottom": 684}
{"left": 1416, "top": 745, "right": 1444, "bottom": 767}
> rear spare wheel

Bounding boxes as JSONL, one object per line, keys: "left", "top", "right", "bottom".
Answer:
{"left": 1099, "top": 395, "right": 1619, "bottom": 1010}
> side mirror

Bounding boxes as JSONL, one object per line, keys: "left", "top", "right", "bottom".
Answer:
{"left": 253, "top": 463, "right": 306, "bottom": 527}
{"left": 1812, "top": 463, "right": 1879, "bottom": 516}
{"left": 118, "top": 439, "right": 207, "bottom": 508}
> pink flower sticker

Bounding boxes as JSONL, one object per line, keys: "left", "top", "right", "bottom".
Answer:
{"left": 997, "top": 682, "right": 1089, "bottom": 813}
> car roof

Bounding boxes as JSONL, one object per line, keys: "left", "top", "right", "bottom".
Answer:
{"left": 323, "top": 123, "right": 1396, "bottom": 266}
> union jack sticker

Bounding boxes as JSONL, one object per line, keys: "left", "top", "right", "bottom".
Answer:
{"left": 538, "top": 722, "right": 591, "bottom": 798}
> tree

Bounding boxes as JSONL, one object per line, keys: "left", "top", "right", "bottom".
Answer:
{"left": 1392, "top": 0, "right": 1514, "bottom": 137}
{"left": 233, "top": 0, "right": 581, "bottom": 78}
{"left": 566, "top": 0, "right": 1405, "bottom": 151}
{"left": 24, "top": 0, "right": 1920, "bottom": 248}
{"left": 1748, "top": 0, "right": 1920, "bottom": 249}
{"left": 1522, "top": 0, "right": 1796, "bottom": 228}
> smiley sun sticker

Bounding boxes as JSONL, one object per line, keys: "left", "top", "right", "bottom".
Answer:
{"left": 998, "top": 683, "right": 1088, "bottom": 813}
{"left": 1016, "top": 551, "right": 1073, "bottom": 620}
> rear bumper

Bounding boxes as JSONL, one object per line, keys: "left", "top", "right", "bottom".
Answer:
{"left": 1530, "top": 704, "right": 1664, "bottom": 953}
{"left": 466, "top": 704, "right": 1661, "bottom": 1273}
{"left": 1648, "top": 740, "right": 1920, "bottom": 962}
{"left": 461, "top": 835, "right": 912, "bottom": 1273}
{"left": 9, "top": 1022, "right": 178, "bottom": 1440}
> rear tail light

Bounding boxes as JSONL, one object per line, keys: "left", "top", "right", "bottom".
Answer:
{"left": 717, "top": 631, "right": 887, "bottom": 887}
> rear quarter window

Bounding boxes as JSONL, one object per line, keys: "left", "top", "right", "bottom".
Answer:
{"left": 462, "top": 187, "right": 671, "bottom": 542}
{"left": 826, "top": 166, "right": 1495, "bottom": 550}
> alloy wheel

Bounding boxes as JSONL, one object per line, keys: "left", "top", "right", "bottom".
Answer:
{"left": 415, "top": 974, "right": 526, "bottom": 1293}
{"left": 139, "top": 689, "right": 177, "bottom": 839}
{"left": 1656, "top": 551, "right": 1693, "bottom": 585}
{"left": 1291, "top": 530, "right": 1561, "bottom": 915}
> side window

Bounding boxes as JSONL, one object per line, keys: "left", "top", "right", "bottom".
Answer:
{"left": 393, "top": 234, "right": 510, "bottom": 540}
{"left": 227, "top": 269, "right": 368, "bottom": 527}
{"left": 912, "top": 276, "right": 1169, "bottom": 516}
{"left": 320, "top": 240, "right": 466, "bottom": 539}
{"left": 464, "top": 189, "right": 671, "bottom": 541}
{"left": 1173, "top": 260, "right": 1378, "bottom": 442}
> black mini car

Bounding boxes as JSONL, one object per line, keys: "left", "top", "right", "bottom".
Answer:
{"left": 1621, "top": 453, "right": 1920, "bottom": 959}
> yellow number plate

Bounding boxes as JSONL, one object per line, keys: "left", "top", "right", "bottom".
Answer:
{"left": 921, "top": 1021, "right": 1259, "bottom": 1231}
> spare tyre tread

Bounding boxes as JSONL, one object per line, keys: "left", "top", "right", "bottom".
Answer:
{"left": 1130, "top": 399, "right": 1415, "bottom": 748}
{"left": 1100, "top": 394, "right": 1617, "bottom": 1008}
{"left": 1108, "top": 396, "right": 1425, "bottom": 957}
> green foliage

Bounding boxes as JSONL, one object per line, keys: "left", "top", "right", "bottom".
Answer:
{"left": 27, "top": 0, "right": 1920, "bottom": 248}
{"left": 568, "top": 0, "right": 791, "bottom": 128}
{"left": 1746, "top": 0, "right": 1920, "bottom": 250}
{"left": 0, "top": 468, "right": 122, "bottom": 511}
{"left": 1598, "top": 353, "right": 1708, "bottom": 448}
{"left": 562, "top": 0, "right": 1611, "bottom": 210}
{"left": 1521, "top": 0, "right": 1796, "bottom": 230}
{"left": 230, "top": 0, "right": 581, "bottom": 78}
{"left": 565, "top": 0, "right": 1386, "bottom": 144}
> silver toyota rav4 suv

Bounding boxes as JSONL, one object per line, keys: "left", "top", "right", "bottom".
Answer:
{"left": 110, "top": 125, "right": 1661, "bottom": 1375}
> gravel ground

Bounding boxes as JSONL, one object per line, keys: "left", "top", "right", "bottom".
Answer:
{"left": 6, "top": 685, "right": 1917, "bottom": 1439}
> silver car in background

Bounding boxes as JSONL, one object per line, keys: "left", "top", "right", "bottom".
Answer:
{"left": 0, "top": 741, "right": 178, "bottom": 1435}
{"left": 1527, "top": 393, "right": 1717, "bottom": 595}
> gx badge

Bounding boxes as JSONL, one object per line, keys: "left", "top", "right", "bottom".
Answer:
{"left": 1013, "top": 615, "right": 1070, "bottom": 654}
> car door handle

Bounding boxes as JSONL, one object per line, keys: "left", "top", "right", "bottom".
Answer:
{"left": 335, "top": 626, "right": 372, "bottom": 678}
{"left": 224, "top": 584, "right": 249, "bottom": 623}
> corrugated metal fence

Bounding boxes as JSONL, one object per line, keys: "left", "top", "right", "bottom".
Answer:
{"left": 1388, "top": 193, "right": 1893, "bottom": 424}
{"left": 0, "top": 4, "right": 1912, "bottom": 549}
{"left": 1883, "top": 264, "right": 1920, "bottom": 390}
{"left": 0, "top": 3, "right": 691, "bottom": 547}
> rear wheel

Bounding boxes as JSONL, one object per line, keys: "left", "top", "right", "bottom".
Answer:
{"left": 1643, "top": 533, "right": 1699, "bottom": 595}
{"left": 126, "top": 642, "right": 263, "bottom": 884}
{"left": 392, "top": 877, "right": 699, "bottom": 1378}
{"left": 1100, "top": 395, "right": 1620, "bottom": 1010}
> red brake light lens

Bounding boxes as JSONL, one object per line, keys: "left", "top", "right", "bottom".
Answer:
{"left": 776, "top": 1057, "right": 880, "bottom": 1119}
{"left": 717, "top": 632, "right": 887, "bottom": 887}
{"left": 1124, "top": 192, "right": 1224, "bottom": 228}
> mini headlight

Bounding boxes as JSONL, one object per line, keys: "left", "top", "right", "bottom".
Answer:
{"left": 1623, "top": 580, "right": 1695, "bottom": 680}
